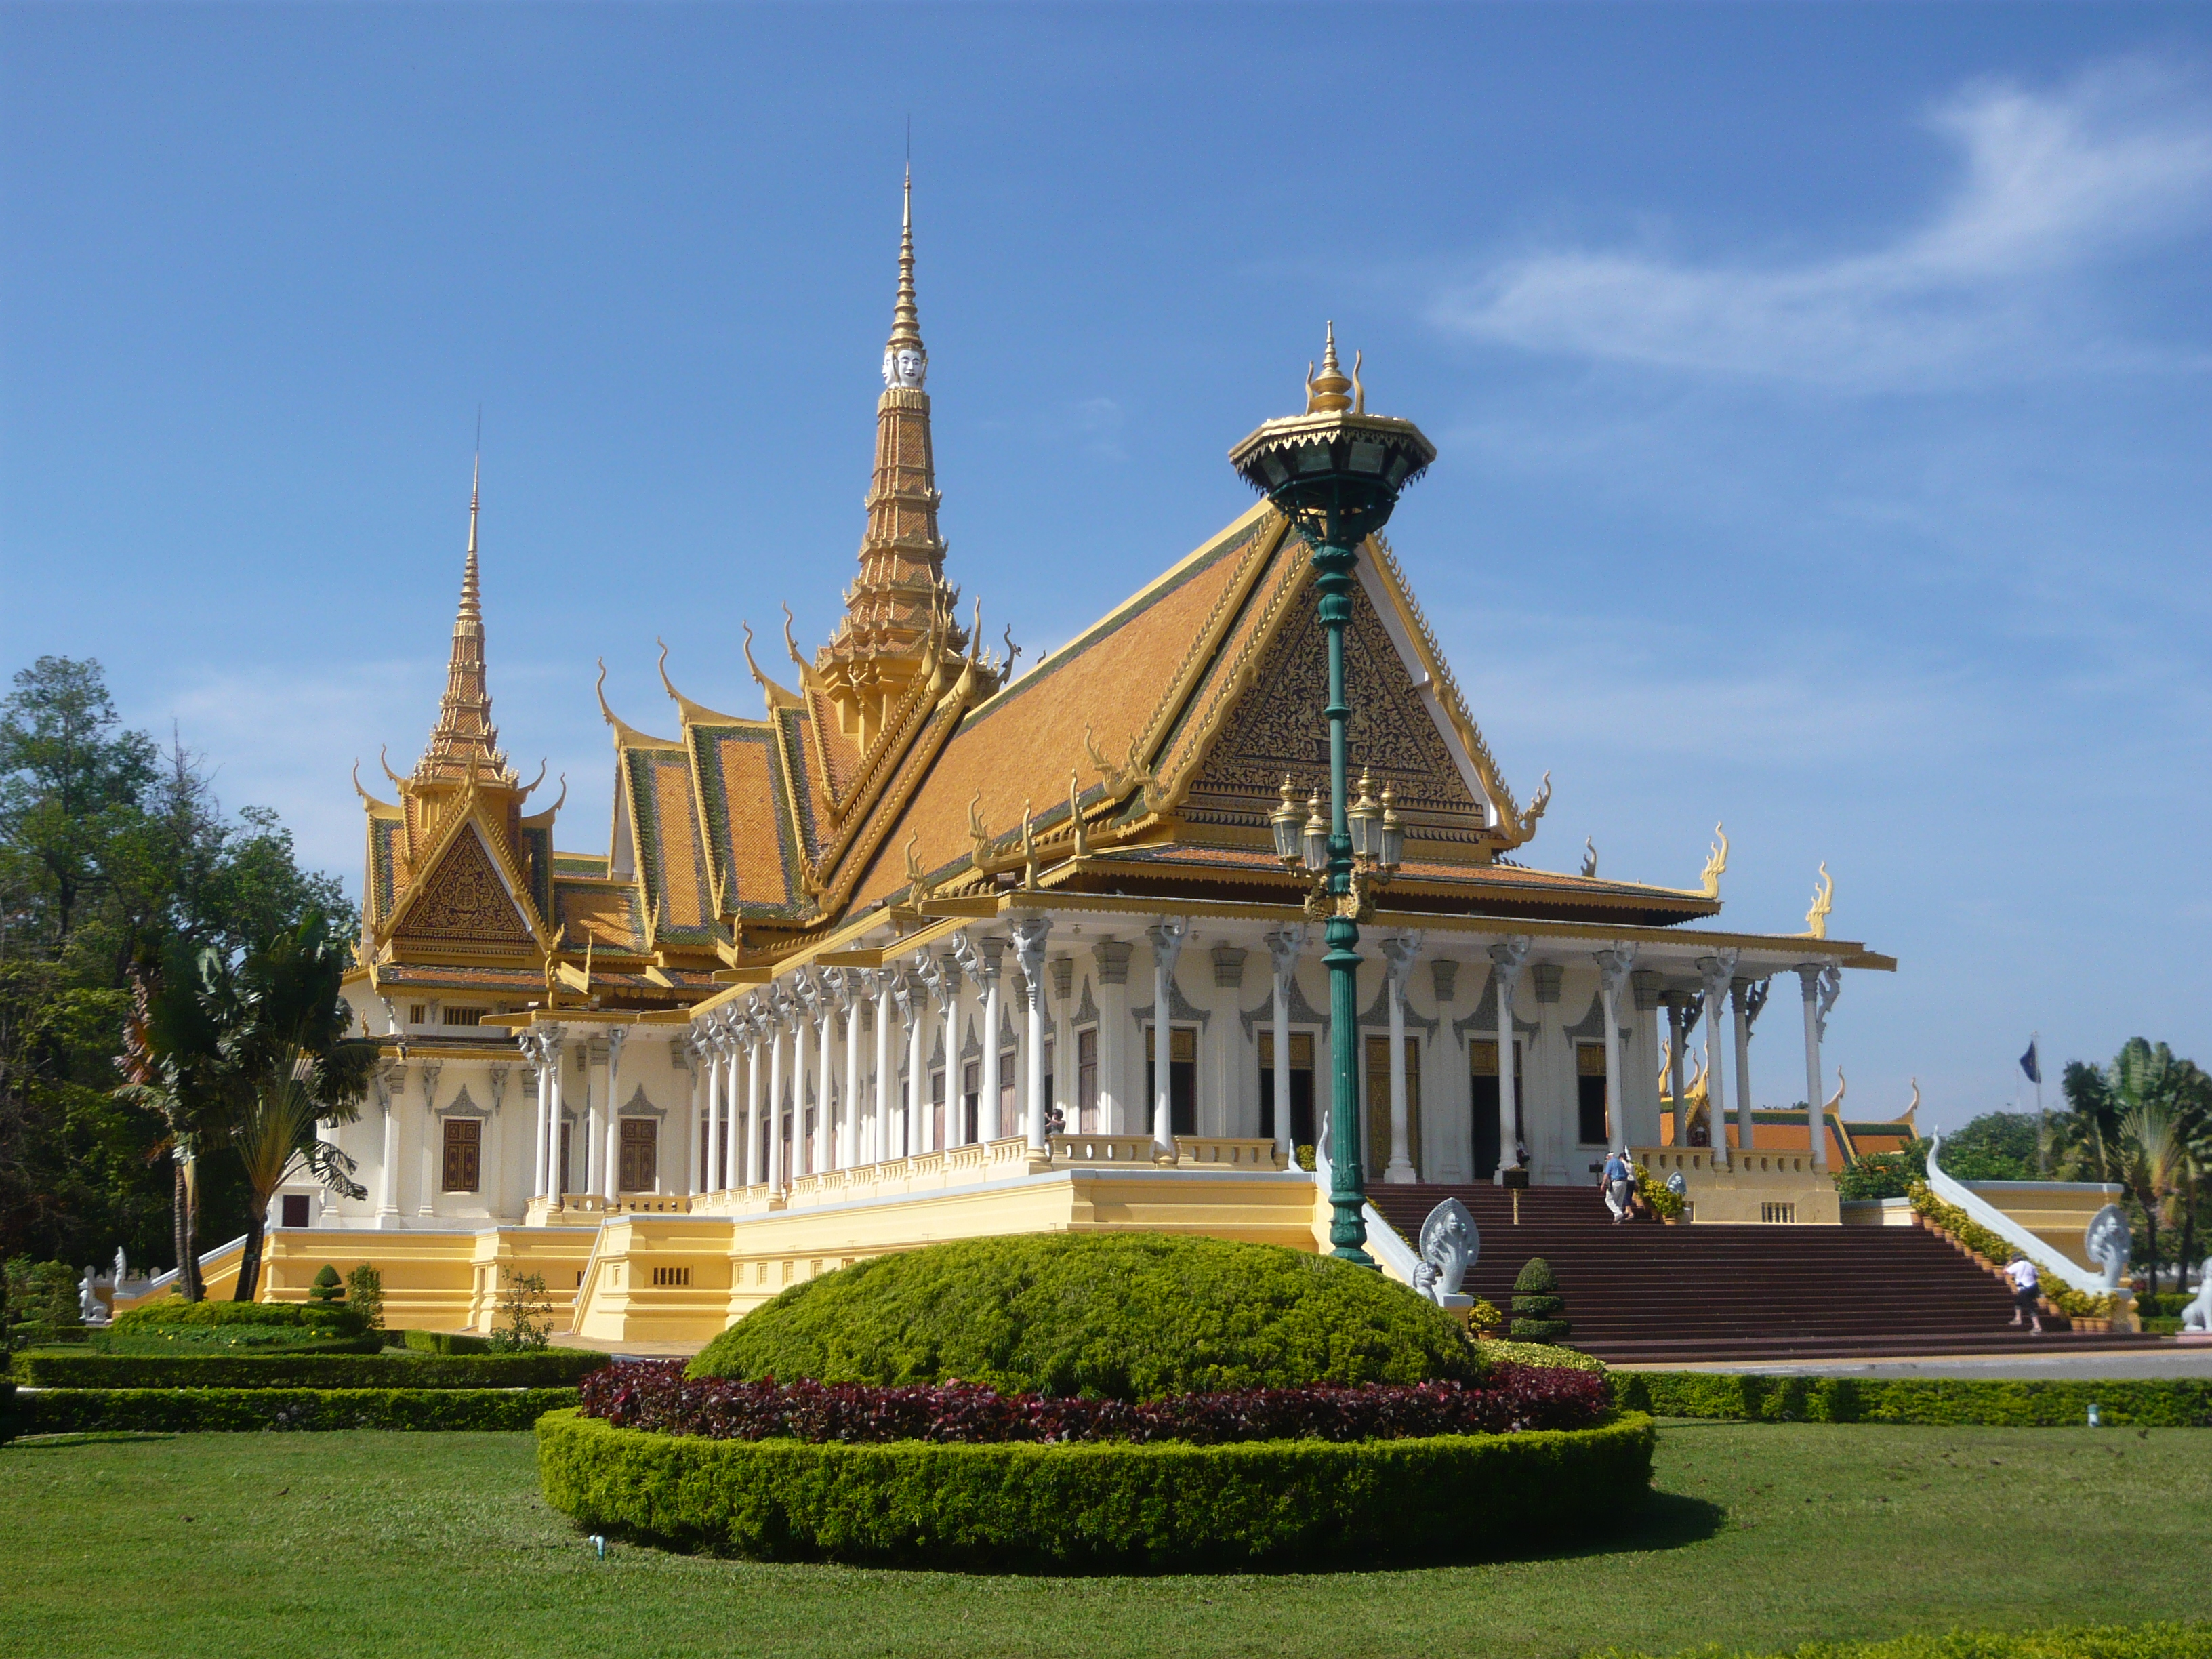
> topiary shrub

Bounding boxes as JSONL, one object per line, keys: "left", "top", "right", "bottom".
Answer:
{"left": 307, "top": 1265, "right": 345, "bottom": 1303}
{"left": 1509, "top": 1257, "right": 1571, "bottom": 1344}
{"left": 345, "top": 1264, "right": 385, "bottom": 1332}
{"left": 112, "top": 1296, "right": 366, "bottom": 1336}
{"left": 690, "top": 1233, "right": 1477, "bottom": 1400}
{"left": 539, "top": 1406, "right": 1656, "bottom": 1568}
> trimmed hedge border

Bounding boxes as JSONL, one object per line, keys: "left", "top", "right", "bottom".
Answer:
{"left": 536, "top": 1406, "right": 1656, "bottom": 1569}
{"left": 1610, "top": 1372, "right": 2212, "bottom": 1427}
{"left": 112, "top": 1299, "right": 367, "bottom": 1335}
{"left": 1588, "top": 1622, "right": 2212, "bottom": 1658}
{"left": 12, "top": 1349, "right": 607, "bottom": 1389}
{"left": 402, "top": 1330, "right": 495, "bottom": 1355}
{"left": 17, "top": 1386, "right": 579, "bottom": 1434}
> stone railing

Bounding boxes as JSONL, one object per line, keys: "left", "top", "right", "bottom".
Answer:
{"left": 1051, "top": 1132, "right": 1165, "bottom": 1165}
{"left": 1176, "top": 1137, "right": 1288, "bottom": 1170}
{"left": 528, "top": 1193, "right": 692, "bottom": 1225}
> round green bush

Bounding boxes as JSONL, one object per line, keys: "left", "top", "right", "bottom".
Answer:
{"left": 1477, "top": 1340, "right": 1605, "bottom": 1376}
{"left": 1509, "top": 1317, "right": 1572, "bottom": 1344}
{"left": 538, "top": 1407, "right": 1656, "bottom": 1568}
{"left": 1512, "top": 1258, "right": 1559, "bottom": 1295}
{"left": 689, "top": 1233, "right": 1477, "bottom": 1399}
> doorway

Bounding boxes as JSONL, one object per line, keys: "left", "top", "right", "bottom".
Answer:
{"left": 1257, "top": 1029, "right": 1315, "bottom": 1149}
{"left": 1469, "top": 1038, "right": 1523, "bottom": 1179}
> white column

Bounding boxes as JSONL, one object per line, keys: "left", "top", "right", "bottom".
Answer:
{"left": 1731, "top": 977, "right": 1757, "bottom": 1154}
{"left": 766, "top": 1000, "right": 788, "bottom": 1191}
{"left": 1012, "top": 917, "right": 1052, "bottom": 1150}
{"left": 417, "top": 1063, "right": 441, "bottom": 1216}
{"left": 815, "top": 983, "right": 835, "bottom": 1176}
{"left": 1797, "top": 963, "right": 1838, "bottom": 1170}
{"left": 681, "top": 1035, "right": 703, "bottom": 1197}
{"left": 1380, "top": 934, "right": 1420, "bottom": 1184}
{"left": 1698, "top": 954, "right": 1737, "bottom": 1170}
{"left": 905, "top": 970, "right": 928, "bottom": 1155}
{"left": 840, "top": 972, "right": 863, "bottom": 1170}
{"left": 527, "top": 1038, "right": 549, "bottom": 1200}
{"left": 979, "top": 941, "right": 1004, "bottom": 1141}
{"left": 1489, "top": 937, "right": 1531, "bottom": 1172}
{"left": 1264, "top": 927, "right": 1303, "bottom": 1166}
{"left": 1147, "top": 918, "right": 1189, "bottom": 1155}
{"left": 1594, "top": 945, "right": 1636, "bottom": 1158}
{"left": 582, "top": 1039, "right": 604, "bottom": 1200}
{"left": 702, "top": 1021, "right": 724, "bottom": 1196}
{"left": 602, "top": 1026, "right": 628, "bottom": 1200}
{"left": 545, "top": 1035, "right": 567, "bottom": 1199}
{"left": 377, "top": 1065, "right": 400, "bottom": 1218}
{"left": 1666, "top": 994, "right": 1689, "bottom": 1145}
{"left": 742, "top": 1016, "right": 764, "bottom": 1187}
{"left": 874, "top": 972, "right": 895, "bottom": 1164}
{"left": 939, "top": 948, "right": 962, "bottom": 1149}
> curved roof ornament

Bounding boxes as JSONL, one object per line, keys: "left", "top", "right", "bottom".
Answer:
{"left": 657, "top": 637, "right": 747, "bottom": 726}
{"left": 741, "top": 620, "right": 801, "bottom": 711}
{"left": 378, "top": 745, "right": 407, "bottom": 790}
{"left": 352, "top": 760, "right": 393, "bottom": 811}
{"left": 517, "top": 758, "right": 548, "bottom": 800}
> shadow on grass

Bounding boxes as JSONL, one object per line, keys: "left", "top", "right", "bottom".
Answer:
{"left": 583, "top": 1487, "right": 1729, "bottom": 1578}
{"left": 3, "top": 1431, "right": 180, "bottom": 1451}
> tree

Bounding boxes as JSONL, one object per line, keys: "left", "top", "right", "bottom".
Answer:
{"left": 1936, "top": 1113, "right": 2041, "bottom": 1181}
{"left": 1, "top": 655, "right": 351, "bottom": 1279}
{"left": 2057, "top": 1039, "right": 2211, "bottom": 1294}
{"left": 199, "top": 916, "right": 374, "bottom": 1300}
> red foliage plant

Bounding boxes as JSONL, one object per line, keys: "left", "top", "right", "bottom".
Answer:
{"left": 577, "top": 1360, "right": 1607, "bottom": 1445}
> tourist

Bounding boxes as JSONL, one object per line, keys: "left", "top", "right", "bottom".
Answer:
{"left": 2004, "top": 1254, "right": 2043, "bottom": 1334}
{"left": 1601, "top": 1149, "right": 1634, "bottom": 1223}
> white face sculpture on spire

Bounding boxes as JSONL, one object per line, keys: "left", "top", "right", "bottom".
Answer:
{"left": 883, "top": 346, "right": 927, "bottom": 389}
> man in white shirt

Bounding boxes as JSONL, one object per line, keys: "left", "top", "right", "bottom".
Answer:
{"left": 2005, "top": 1254, "right": 2043, "bottom": 1334}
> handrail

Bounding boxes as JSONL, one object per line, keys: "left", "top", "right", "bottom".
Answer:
{"left": 1361, "top": 1202, "right": 1422, "bottom": 1290}
{"left": 1925, "top": 1134, "right": 2096, "bottom": 1294}
{"left": 123, "top": 1233, "right": 249, "bottom": 1305}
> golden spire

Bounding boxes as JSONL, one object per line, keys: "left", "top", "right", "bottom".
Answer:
{"left": 817, "top": 167, "right": 977, "bottom": 743}
{"left": 415, "top": 451, "right": 512, "bottom": 787}
{"left": 1304, "top": 321, "right": 1354, "bottom": 414}
{"left": 884, "top": 165, "right": 926, "bottom": 369}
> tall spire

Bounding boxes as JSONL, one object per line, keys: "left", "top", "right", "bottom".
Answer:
{"left": 416, "top": 452, "right": 512, "bottom": 786}
{"left": 817, "top": 167, "right": 968, "bottom": 741}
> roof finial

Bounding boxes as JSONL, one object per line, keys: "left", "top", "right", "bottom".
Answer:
{"left": 883, "top": 166, "right": 926, "bottom": 387}
{"left": 1305, "top": 321, "right": 1353, "bottom": 414}
{"left": 461, "top": 445, "right": 482, "bottom": 625}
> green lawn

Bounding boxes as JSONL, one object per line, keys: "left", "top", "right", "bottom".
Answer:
{"left": 1, "top": 1422, "right": 2205, "bottom": 1659}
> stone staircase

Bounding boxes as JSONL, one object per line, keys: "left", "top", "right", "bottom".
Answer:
{"left": 1362, "top": 1182, "right": 2167, "bottom": 1364}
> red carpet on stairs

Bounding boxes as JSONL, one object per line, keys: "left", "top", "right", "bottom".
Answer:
{"left": 1361, "top": 1183, "right": 2167, "bottom": 1364}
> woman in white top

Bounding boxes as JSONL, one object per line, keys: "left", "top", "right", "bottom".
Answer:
{"left": 2005, "top": 1254, "right": 2043, "bottom": 1334}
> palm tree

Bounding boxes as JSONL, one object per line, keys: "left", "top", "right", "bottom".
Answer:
{"left": 119, "top": 916, "right": 373, "bottom": 1302}
{"left": 2117, "top": 1103, "right": 2185, "bottom": 1296}
{"left": 209, "top": 916, "right": 375, "bottom": 1300}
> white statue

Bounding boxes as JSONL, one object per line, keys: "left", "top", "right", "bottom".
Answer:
{"left": 2083, "top": 1204, "right": 2132, "bottom": 1293}
{"left": 113, "top": 1245, "right": 128, "bottom": 1288}
{"left": 78, "top": 1266, "right": 109, "bottom": 1326}
{"left": 1413, "top": 1197, "right": 1479, "bottom": 1305}
{"left": 2183, "top": 1259, "right": 2212, "bottom": 1334}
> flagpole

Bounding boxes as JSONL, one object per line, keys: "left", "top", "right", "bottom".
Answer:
{"left": 2033, "top": 1029, "right": 2047, "bottom": 1175}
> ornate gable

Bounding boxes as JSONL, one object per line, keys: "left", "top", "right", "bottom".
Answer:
{"left": 391, "top": 820, "right": 537, "bottom": 949}
{"left": 1182, "top": 571, "right": 1493, "bottom": 851}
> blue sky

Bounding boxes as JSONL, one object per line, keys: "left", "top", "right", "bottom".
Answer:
{"left": 4, "top": 5, "right": 2207, "bottom": 1130}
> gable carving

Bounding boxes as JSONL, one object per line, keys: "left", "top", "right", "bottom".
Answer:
{"left": 1183, "top": 581, "right": 1487, "bottom": 839}
{"left": 394, "top": 825, "right": 533, "bottom": 947}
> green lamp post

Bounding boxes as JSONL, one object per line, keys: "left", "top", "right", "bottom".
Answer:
{"left": 1231, "top": 325, "right": 1435, "bottom": 1267}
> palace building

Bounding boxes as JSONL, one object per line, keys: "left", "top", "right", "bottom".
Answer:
{"left": 265, "top": 180, "right": 1912, "bottom": 1342}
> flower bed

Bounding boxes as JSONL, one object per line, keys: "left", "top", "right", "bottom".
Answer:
{"left": 580, "top": 1358, "right": 1607, "bottom": 1444}
{"left": 537, "top": 1406, "right": 1655, "bottom": 1568}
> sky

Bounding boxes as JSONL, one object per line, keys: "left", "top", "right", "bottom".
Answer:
{"left": 3, "top": 4, "right": 2208, "bottom": 1133}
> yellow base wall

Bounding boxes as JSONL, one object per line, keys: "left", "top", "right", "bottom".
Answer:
{"left": 1636, "top": 1147, "right": 1843, "bottom": 1226}
{"left": 1961, "top": 1181, "right": 2126, "bottom": 1279}
{"left": 258, "top": 1227, "right": 598, "bottom": 1332}
{"left": 572, "top": 1169, "right": 1324, "bottom": 1345}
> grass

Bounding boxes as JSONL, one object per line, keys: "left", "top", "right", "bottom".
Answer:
{"left": 1, "top": 1420, "right": 2205, "bottom": 1658}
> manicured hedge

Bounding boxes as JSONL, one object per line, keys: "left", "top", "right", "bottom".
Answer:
{"left": 1478, "top": 1339, "right": 1607, "bottom": 1375}
{"left": 16, "top": 1386, "right": 579, "bottom": 1434}
{"left": 690, "top": 1231, "right": 1475, "bottom": 1399}
{"left": 83, "top": 1334, "right": 385, "bottom": 1358}
{"left": 1610, "top": 1372, "right": 2212, "bottom": 1427}
{"left": 537, "top": 1406, "right": 1654, "bottom": 1568}
{"left": 402, "top": 1330, "right": 495, "bottom": 1355}
{"left": 1589, "top": 1622, "right": 2212, "bottom": 1658}
{"left": 581, "top": 1359, "right": 1607, "bottom": 1443}
{"left": 12, "top": 1349, "right": 607, "bottom": 1390}
{"left": 112, "top": 1298, "right": 367, "bottom": 1336}
{"left": 8, "top": 1323, "right": 90, "bottom": 1347}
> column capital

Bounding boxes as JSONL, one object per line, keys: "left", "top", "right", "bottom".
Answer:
{"left": 1263, "top": 924, "right": 1307, "bottom": 984}
{"left": 1696, "top": 950, "right": 1740, "bottom": 1000}
{"left": 1379, "top": 930, "right": 1422, "bottom": 989}
{"left": 1488, "top": 934, "right": 1532, "bottom": 990}
{"left": 1146, "top": 916, "right": 1191, "bottom": 973}
{"left": 1009, "top": 916, "right": 1051, "bottom": 987}
{"left": 1593, "top": 943, "right": 1636, "bottom": 1001}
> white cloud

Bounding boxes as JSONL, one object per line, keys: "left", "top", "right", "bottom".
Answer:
{"left": 1432, "top": 62, "right": 2212, "bottom": 391}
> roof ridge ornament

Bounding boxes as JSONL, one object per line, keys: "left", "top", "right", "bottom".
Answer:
{"left": 1700, "top": 823, "right": 1728, "bottom": 899}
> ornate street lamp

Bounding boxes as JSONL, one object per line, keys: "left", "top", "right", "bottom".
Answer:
{"left": 1231, "top": 325, "right": 1435, "bottom": 1266}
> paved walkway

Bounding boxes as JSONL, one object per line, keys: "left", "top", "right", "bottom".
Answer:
{"left": 1622, "top": 1344, "right": 2212, "bottom": 1380}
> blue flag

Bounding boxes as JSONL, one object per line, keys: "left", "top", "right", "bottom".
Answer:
{"left": 2019, "top": 1040, "right": 2041, "bottom": 1085}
